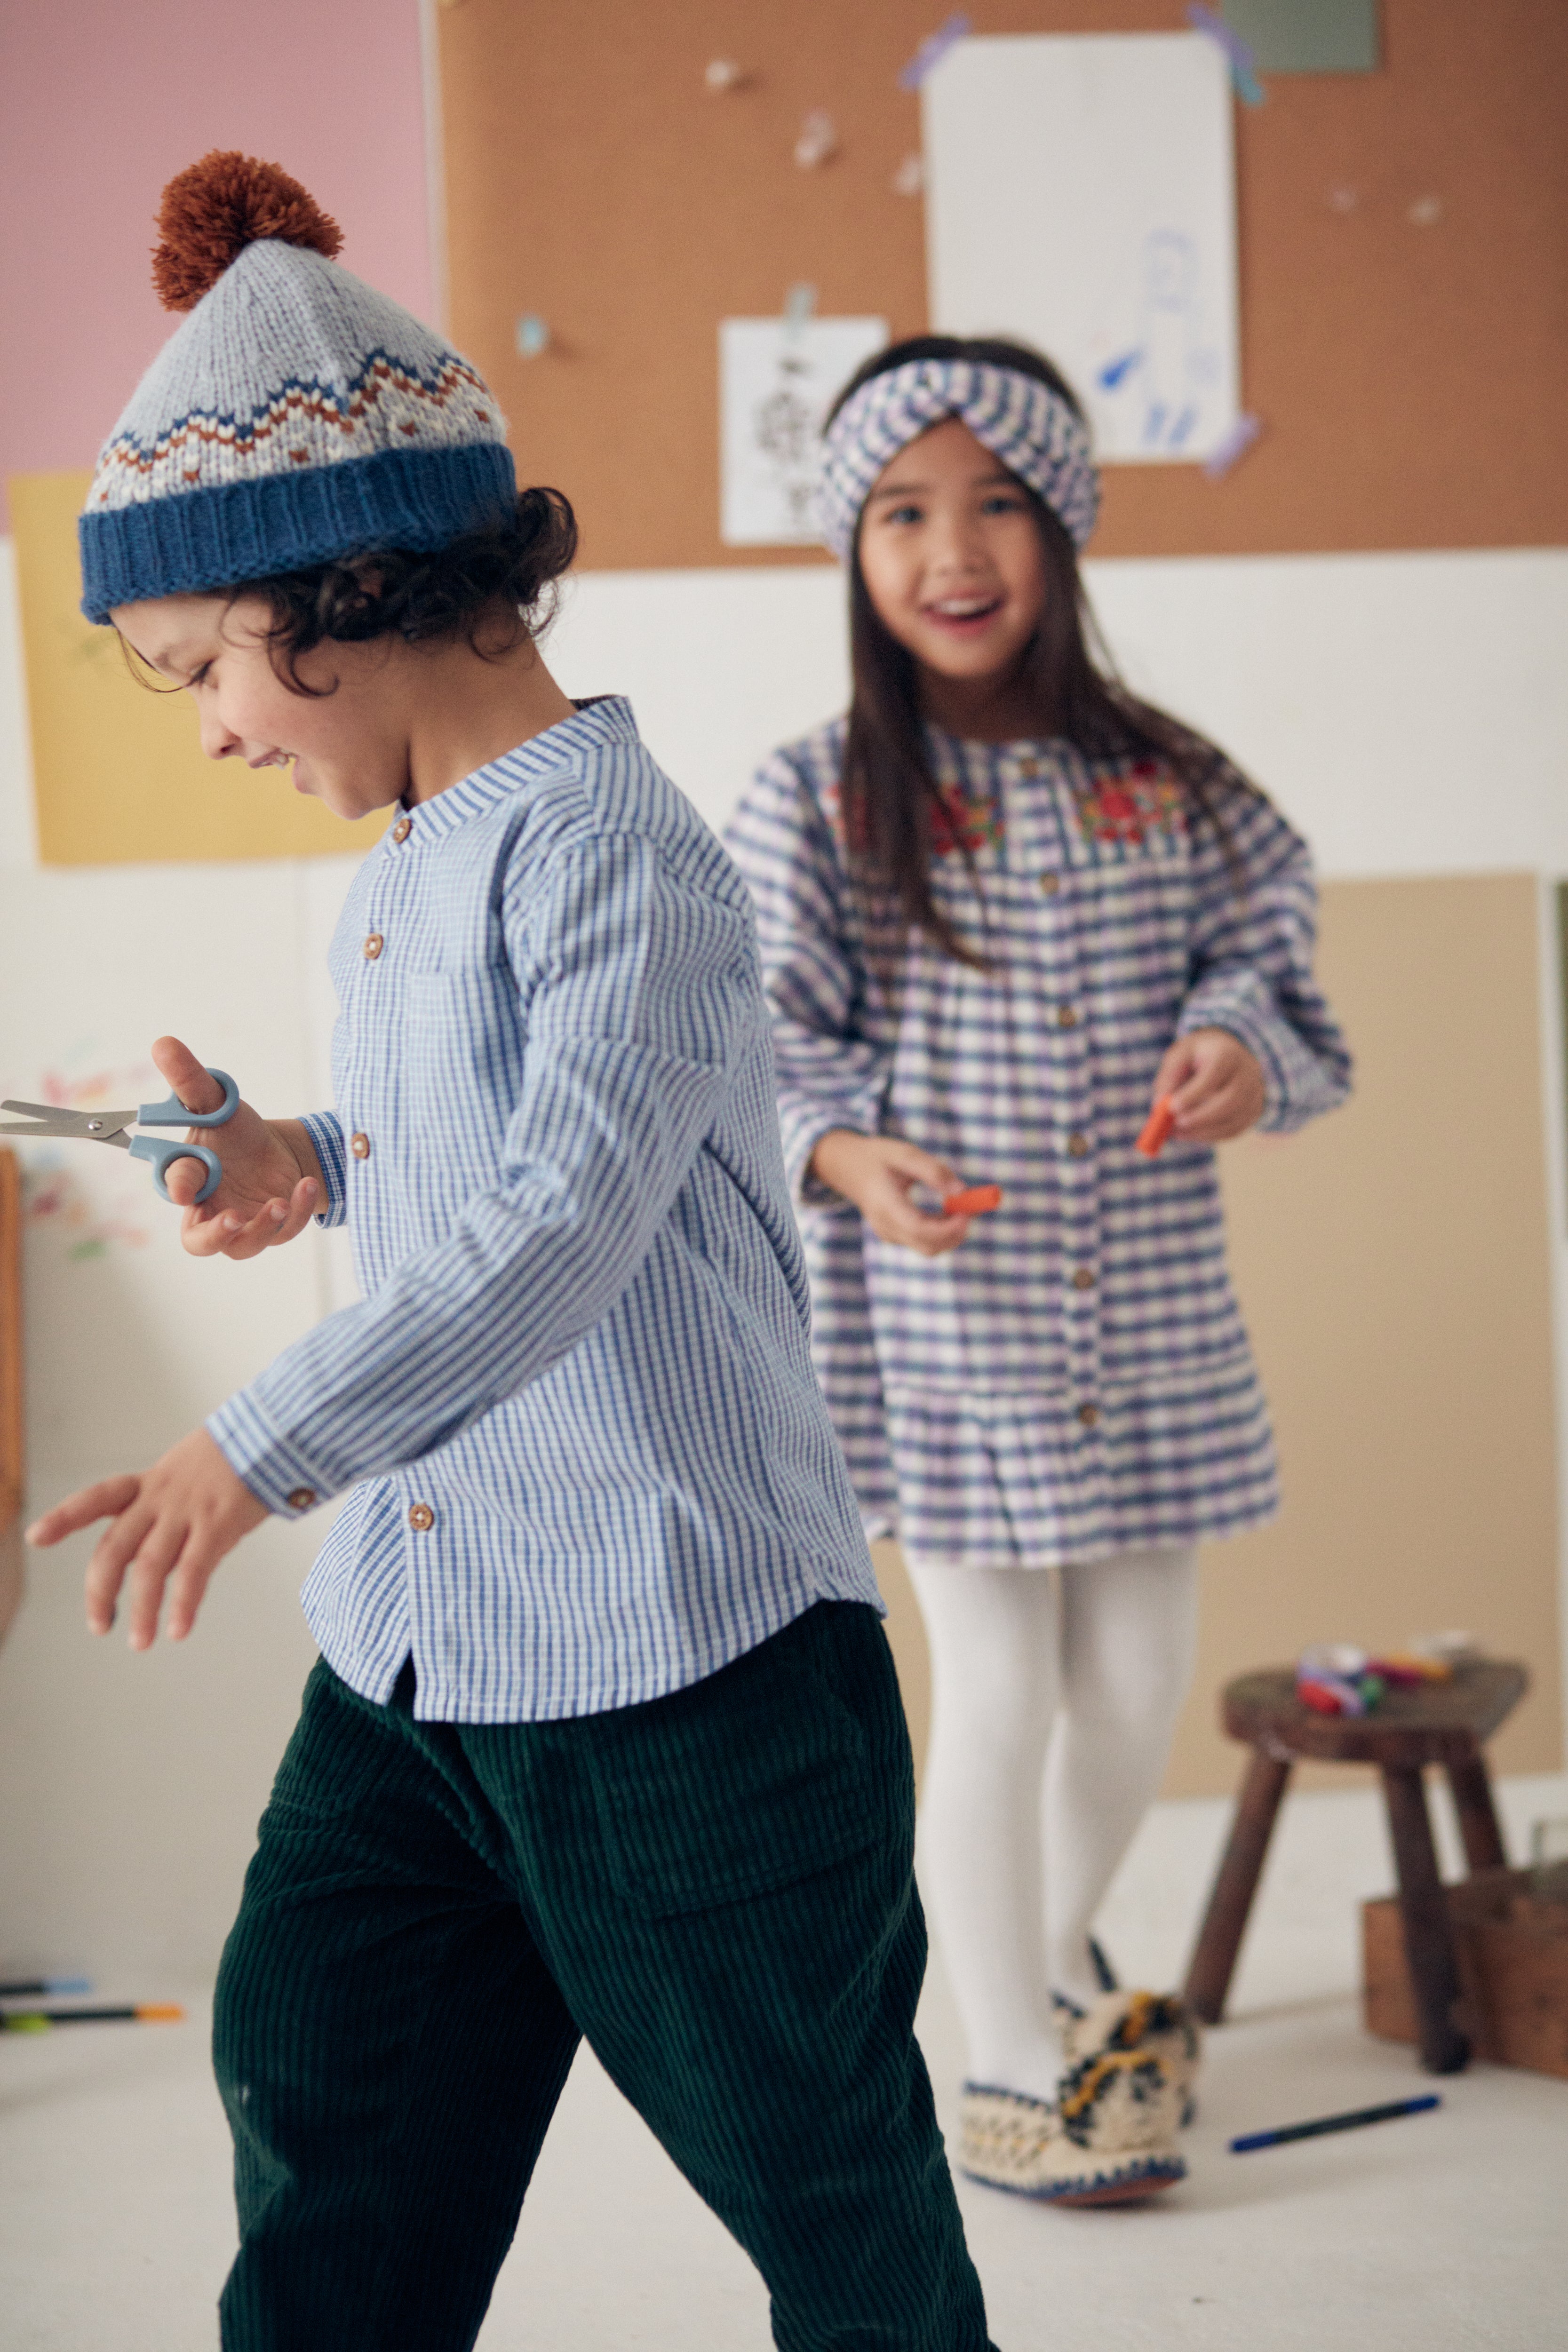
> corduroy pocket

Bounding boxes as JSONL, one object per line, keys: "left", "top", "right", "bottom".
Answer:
{"left": 587, "top": 1604, "right": 886, "bottom": 1918}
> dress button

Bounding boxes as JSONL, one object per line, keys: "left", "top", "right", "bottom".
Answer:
{"left": 1078, "top": 1403, "right": 1100, "bottom": 1429}
{"left": 1039, "top": 872, "right": 1060, "bottom": 897}
{"left": 363, "top": 933, "right": 384, "bottom": 961}
{"left": 350, "top": 1131, "right": 371, "bottom": 1160}
{"left": 286, "top": 1487, "right": 317, "bottom": 1511}
{"left": 1057, "top": 1006, "right": 1079, "bottom": 1030}
{"left": 408, "top": 1502, "right": 435, "bottom": 1532}
{"left": 1067, "top": 1133, "right": 1090, "bottom": 1158}
{"left": 1072, "top": 1267, "right": 1097, "bottom": 1291}
{"left": 392, "top": 817, "right": 413, "bottom": 844}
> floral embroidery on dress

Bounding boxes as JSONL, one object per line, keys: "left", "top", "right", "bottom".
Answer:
{"left": 820, "top": 778, "right": 1003, "bottom": 858}
{"left": 1074, "top": 760, "right": 1185, "bottom": 849}
{"left": 930, "top": 785, "right": 1003, "bottom": 858}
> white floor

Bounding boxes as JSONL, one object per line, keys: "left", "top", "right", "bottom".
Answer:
{"left": 4, "top": 1777, "right": 1566, "bottom": 2352}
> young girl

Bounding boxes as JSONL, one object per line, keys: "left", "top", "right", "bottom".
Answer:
{"left": 727, "top": 336, "right": 1352, "bottom": 2206}
{"left": 30, "top": 167, "right": 998, "bottom": 2348}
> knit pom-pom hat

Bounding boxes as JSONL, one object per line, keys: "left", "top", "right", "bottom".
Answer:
{"left": 79, "top": 152, "right": 515, "bottom": 624}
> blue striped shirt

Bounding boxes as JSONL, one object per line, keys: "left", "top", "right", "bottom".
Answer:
{"left": 207, "top": 699, "right": 879, "bottom": 1721}
{"left": 725, "top": 722, "right": 1352, "bottom": 1567}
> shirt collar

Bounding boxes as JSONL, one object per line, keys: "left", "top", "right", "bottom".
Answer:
{"left": 387, "top": 695, "right": 640, "bottom": 848}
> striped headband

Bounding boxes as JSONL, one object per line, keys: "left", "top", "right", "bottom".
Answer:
{"left": 816, "top": 358, "right": 1100, "bottom": 562}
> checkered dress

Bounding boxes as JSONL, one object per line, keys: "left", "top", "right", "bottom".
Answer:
{"left": 725, "top": 722, "right": 1352, "bottom": 1568}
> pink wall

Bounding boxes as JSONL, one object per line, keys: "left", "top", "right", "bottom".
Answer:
{"left": 0, "top": 0, "right": 433, "bottom": 531}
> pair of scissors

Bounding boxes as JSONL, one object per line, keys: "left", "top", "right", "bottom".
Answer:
{"left": 0, "top": 1068, "right": 240, "bottom": 1204}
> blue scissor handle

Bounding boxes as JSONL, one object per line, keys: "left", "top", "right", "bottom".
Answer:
{"left": 131, "top": 1068, "right": 240, "bottom": 1205}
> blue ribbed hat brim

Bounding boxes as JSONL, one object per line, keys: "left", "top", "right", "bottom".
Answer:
{"left": 79, "top": 441, "right": 518, "bottom": 623}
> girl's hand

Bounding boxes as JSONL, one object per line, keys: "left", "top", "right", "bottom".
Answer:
{"left": 26, "top": 1429, "right": 270, "bottom": 1650}
{"left": 810, "top": 1130, "right": 974, "bottom": 1258}
{"left": 151, "top": 1034, "right": 321, "bottom": 1258}
{"left": 1153, "top": 1027, "right": 1267, "bottom": 1144}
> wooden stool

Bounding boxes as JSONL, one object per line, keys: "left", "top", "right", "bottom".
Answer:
{"left": 1182, "top": 1660, "right": 1528, "bottom": 2074}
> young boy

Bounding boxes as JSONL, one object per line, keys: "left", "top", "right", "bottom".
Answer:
{"left": 29, "top": 155, "right": 997, "bottom": 2352}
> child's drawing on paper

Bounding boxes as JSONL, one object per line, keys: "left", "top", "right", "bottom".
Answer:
{"left": 8, "top": 1053, "right": 156, "bottom": 1261}
{"left": 720, "top": 315, "right": 887, "bottom": 546}
{"left": 1096, "top": 230, "right": 1223, "bottom": 455}
{"left": 922, "top": 30, "right": 1243, "bottom": 466}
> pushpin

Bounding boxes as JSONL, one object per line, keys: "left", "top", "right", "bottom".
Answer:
{"left": 892, "top": 152, "right": 925, "bottom": 198}
{"left": 783, "top": 282, "right": 816, "bottom": 335}
{"left": 515, "top": 313, "right": 550, "bottom": 359}
{"left": 705, "top": 57, "right": 744, "bottom": 92}
{"left": 1136, "top": 1098, "right": 1175, "bottom": 1158}
{"left": 943, "top": 1184, "right": 1002, "bottom": 1217}
{"left": 795, "top": 109, "right": 837, "bottom": 169}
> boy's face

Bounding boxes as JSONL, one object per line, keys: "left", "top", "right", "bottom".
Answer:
{"left": 111, "top": 594, "right": 412, "bottom": 821}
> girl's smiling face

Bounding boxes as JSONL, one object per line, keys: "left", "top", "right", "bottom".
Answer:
{"left": 111, "top": 592, "right": 413, "bottom": 821}
{"left": 856, "top": 417, "right": 1047, "bottom": 706}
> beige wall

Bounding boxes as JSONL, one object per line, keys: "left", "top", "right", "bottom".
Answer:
{"left": 880, "top": 874, "right": 1565, "bottom": 1798}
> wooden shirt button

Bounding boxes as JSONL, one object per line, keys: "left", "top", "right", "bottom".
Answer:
{"left": 1072, "top": 1267, "right": 1097, "bottom": 1290}
{"left": 363, "top": 933, "right": 384, "bottom": 960}
{"left": 407, "top": 1502, "right": 435, "bottom": 1532}
{"left": 392, "top": 818, "right": 413, "bottom": 844}
{"left": 1067, "top": 1134, "right": 1090, "bottom": 1158}
{"left": 350, "top": 1131, "right": 371, "bottom": 1160}
{"left": 286, "top": 1487, "right": 317, "bottom": 1511}
{"left": 1057, "top": 1005, "right": 1079, "bottom": 1029}
{"left": 1039, "top": 872, "right": 1060, "bottom": 896}
{"left": 1077, "top": 1403, "right": 1100, "bottom": 1429}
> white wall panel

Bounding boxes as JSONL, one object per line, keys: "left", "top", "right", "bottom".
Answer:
{"left": 546, "top": 546, "right": 1568, "bottom": 879}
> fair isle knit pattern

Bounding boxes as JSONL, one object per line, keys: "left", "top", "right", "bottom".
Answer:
{"left": 80, "top": 240, "right": 514, "bottom": 621}
{"left": 724, "top": 724, "right": 1353, "bottom": 1568}
{"left": 817, "top": 360, "right": 1099, "bottom": 561}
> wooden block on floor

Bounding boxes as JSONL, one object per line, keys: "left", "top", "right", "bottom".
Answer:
{"left": 1363, "top": 1864, "right": 1568, "bottom": 2078}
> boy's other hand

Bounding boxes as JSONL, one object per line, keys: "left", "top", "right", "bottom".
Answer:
{"left": 1154, "top": 1028, "right": 1267, "bottom": 1144}
{"left": 151, "top": 1034, "right": 322, "bottom": 1258}
{"left": 26, "top": 1429, "right": 270, "bottom": 1649}
{"left": 810, "top": 1130, "right": 974, "bottom": 1258}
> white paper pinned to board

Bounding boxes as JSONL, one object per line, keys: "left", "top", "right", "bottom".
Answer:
{"left": 719, "top": 316, "right": 888, "bottom": 546}
{"left": 923, "top": 32, "right": 1241, "bottom": 464}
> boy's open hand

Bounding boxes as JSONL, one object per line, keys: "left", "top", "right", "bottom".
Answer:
{"left": 810, "top": 1130, "right": 976, "bottom": 1258}
{"left": 26, "top": 1429, "right": 270, "bottom": 1649}
{"left": 151, "top": 1034, "right": 322, "bottom": 1258}
{"left": 1153, "top": 1027, "right": 1267, "bottom": 1144}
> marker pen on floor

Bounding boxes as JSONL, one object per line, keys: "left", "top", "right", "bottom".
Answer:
{"left": 1229, "top": 2094, "right": 1440, "bottom": 2153}
{"left": 2, "top": 2004, "right": 184, "bottom": 2032}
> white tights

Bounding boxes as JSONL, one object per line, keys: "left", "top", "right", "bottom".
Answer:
{"left": 908, "top": 1547, "right": 1199, "bottom": 2104}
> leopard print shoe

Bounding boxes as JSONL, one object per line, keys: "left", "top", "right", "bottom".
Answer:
{"left": 958, "top": 2046, "right": 1186, "bottom": 2207}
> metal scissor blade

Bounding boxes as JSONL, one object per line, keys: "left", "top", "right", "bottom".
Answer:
{"left": 0, "top": 1100, "right": 136, "bottom": 1147}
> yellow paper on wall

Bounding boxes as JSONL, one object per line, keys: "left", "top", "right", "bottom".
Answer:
{"left": 10, "top": 470, "right": 387, "bottom": 866}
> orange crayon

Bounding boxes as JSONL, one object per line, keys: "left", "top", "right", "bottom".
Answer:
{"left": 943, "top": 1184, "right": 1003, "bottom": 1217}
{"left": 1137, "top": 1098, "right": 1175, "bottom": 1158}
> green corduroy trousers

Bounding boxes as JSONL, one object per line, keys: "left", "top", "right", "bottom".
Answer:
{"left": 213, "top": 1600, "right": 995, "bottom": 2352}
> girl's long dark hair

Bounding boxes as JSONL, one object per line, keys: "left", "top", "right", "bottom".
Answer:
{"left": 831, "top": 334, "right": 1255, "bottom": 965}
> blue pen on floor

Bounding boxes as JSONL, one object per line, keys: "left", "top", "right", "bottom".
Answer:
{"left": 0, "top": 1977, "right": 92, "bottom": 1999}
{"left": 1230, "top": 2094, "right": 1441, "bottom": 2153}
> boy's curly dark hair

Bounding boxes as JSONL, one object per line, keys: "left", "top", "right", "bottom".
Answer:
{"left": 240, "top": 485, "right": 578, "bottom": 691}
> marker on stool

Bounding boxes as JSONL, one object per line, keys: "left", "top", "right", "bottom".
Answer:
{"left": 943, "top": 1184, "right": 1003, "bottom": 1216}
{"left": 1137, "top": 1098, "right": 1175, "bottom": 1158}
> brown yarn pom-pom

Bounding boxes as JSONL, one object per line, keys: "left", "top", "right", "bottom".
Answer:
{"left": 151, "top": 151, "right": 343, "bottom": 312}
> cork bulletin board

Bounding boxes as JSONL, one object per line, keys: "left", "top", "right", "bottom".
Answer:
{"left": 439, "top": 0, "right": 1568, "bottom": 571}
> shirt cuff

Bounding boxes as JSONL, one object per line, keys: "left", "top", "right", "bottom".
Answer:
{"left": 207, "top": 1389, "right": 338, "bottom": 1518}
{"left": 299, "top": 1111, "right": 349, "bottom": 1228}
